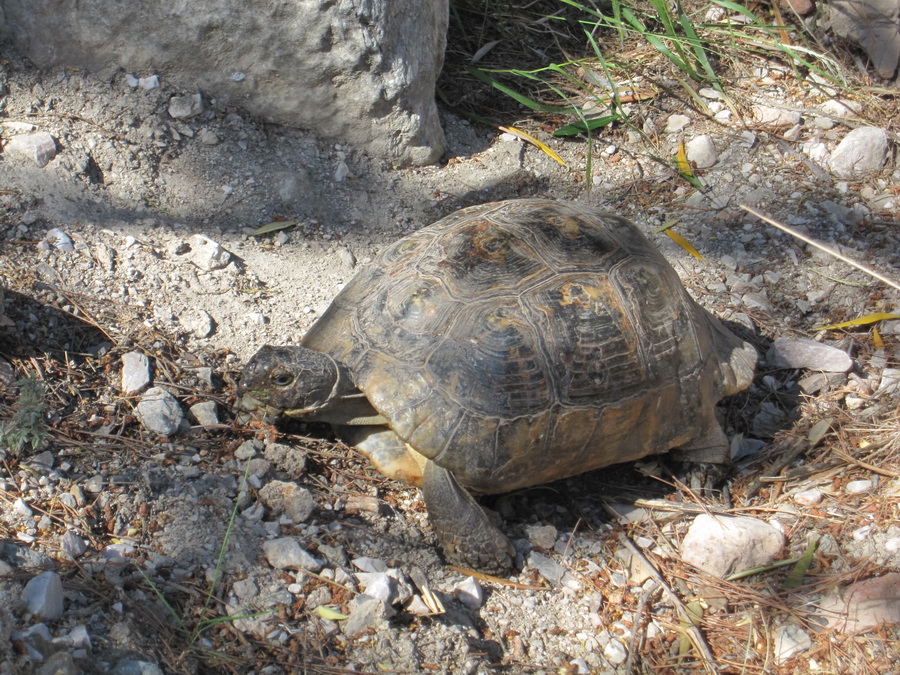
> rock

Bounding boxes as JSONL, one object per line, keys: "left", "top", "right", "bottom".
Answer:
{"left": 57, "top": 624, "right": 91, "bottom": 649}
{"left": 0, "top": 1, "right": 447, "bottom": 165}
{"left": 261, "top": 537, "right": 323, "bottom": 572}
{"left": 258, "top": 481, "right": 316, "bottom": 523}
{"left": 752, "top": 104, "right": 801, "bottom": 127}
{"left": 138, "top": 75, "right": 159, "bottom": 90}
{"left": 454, "top": 576, "right": 484, "bottom": 610}
{"left": 818, "top": 98, "right": 863, "bottom": 118}
{"left": 681, "top": 514, "right": 784, "bottom": 578}
{"left": 36, "top": 651, "right": 79, "bottom": 675}
{"left": 13, "top": 497, "right": 32, "bottom": 517}
{"left": 167, "top": 93, "right": 204, "bottom": 119}
{"left": 527, "top": 551, "right": 581, "bottom": 589}
{"left": 22, "top": 571, "right": 65, "bottom": 620}
{"left": 751, "top": 401, "right": 787, "bottom": 436}
{"left": 526, "top": 524, "right": 559, "bottom": 550}
{"left": 405, "top": 595, "right": 434, "bottom": 616}
{"left": 877, "top": 367, "right": 900, "bottom": 394}
{"left": 829, "top": 127, "right": 889, "bottom": 178}
{"left": 111, "top": 660, "right": 165, "bottom": 675}
{"left": 264, "top": 441, "right": 308, "bottom": 475}
{"left": 135, "top": 387, "right": 184, "bottom": 436}
{"left": 182, "top": 309, "right": 215, "bottom": 339}
{"left": 231, "top": 578, "right": 259, "bottom": 603}
{"left": 846, "top": 479, "right": 873, "bottom": 494}
{"left": 342, "top": 594, "right": 396, "bottom": 637}
{"left": 121, "top": 351, "right": 151, "bottom": 394}
{"left": 360, "top": 573, "right": 398, "bottom": 605}
{"left": 188, "top": 400, "right": 219, "bottom": 426}
{"left": 352, "top": 556, "right": 388, "bottom": 574}
{"left": 821, "top": 572, "right": 900, "bottom": 631}
{"left": 603, "top": 639, "right": 628, "bottom": 665}
{"left": 4, "top": 132, "right": 58, "bottom": 167}
{"left": 334, "top": 160, "right": 351, "bottom": 182}
{"left": 665, "top": 114, "right": 691, "bottom": 133}
{"left": 188, "top": 234, "right": 231, "bottom": 271}
{"left": 685, "top": 134, "right": 718, "bottom": 168}
{"left": 85, "top": 475, "right": 104, "bottom": 493}
{"left": 30, "top": 450, "right": 54, "bottom": 471}
{"left": 826, "top": 0, "right": 900, "bottom": 79}
{"left": 235, "top": 440, "right": 258, "bottom": 460}
{"left": 43, "top": 228, "right": 75, "bottom": 253}
{"left": 766, "top": 337, "right": 853, "bottom": 372}
{"left": 59, "top": 530, "right": 87, "bottom": 558}
{"left": 793, "top": 488, "right": 823, "bottom": 506}
{"left": 774, "top": 624, "right": 812, "bottom": 664}
{"left": 198, "top": 128, "right": 219, "bottom": 145}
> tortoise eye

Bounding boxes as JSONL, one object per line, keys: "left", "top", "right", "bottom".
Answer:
{"left": 272, "top": 373, "right": 294, "bottom": 387}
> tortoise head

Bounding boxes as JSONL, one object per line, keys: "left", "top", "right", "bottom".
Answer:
{"left": 236, "top": 345, "right": 341, "bottom": 420}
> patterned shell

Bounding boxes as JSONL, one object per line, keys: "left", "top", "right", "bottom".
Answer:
{"left": 302, "top": 199, "right": 752, "bottom": 493}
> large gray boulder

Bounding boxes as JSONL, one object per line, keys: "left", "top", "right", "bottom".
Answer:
{"left": 0, "top": 0, "right": 448, "bottom": 166}
{"left": 826, "top": 0, "right": 900, "bottom": 84}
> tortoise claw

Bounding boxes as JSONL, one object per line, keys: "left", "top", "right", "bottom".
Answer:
{"left": 421, "top": 460, "right": 515, "bottom": 573}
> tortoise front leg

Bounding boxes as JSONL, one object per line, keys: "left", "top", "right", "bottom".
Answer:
{"left": 421, "top": 459, "right": 515, "bottom": 572}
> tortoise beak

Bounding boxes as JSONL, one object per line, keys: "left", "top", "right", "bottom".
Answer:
{"left": 233, "top": 391, "right": 283, "bottom": 425}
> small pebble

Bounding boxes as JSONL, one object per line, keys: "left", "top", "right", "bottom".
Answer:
{"left": 262, "top": 537, "right": 323, "bottom": 572}
{"left": 135, "top": 387, "right": 184, "bottom": 436}
{"left": 454, "top": 576, "right": 484, "bottom": 610}
{"left": 793, "top": 488, "right": 823, "bottom": 506}
{"left": 22, "top": 571, "right": 65, "bottom": 620}
{"left": 774, "top": 624, "right": 812, "bottom": 664}
{"left": 845, "top": 479, "right": 873, "bottom": 494}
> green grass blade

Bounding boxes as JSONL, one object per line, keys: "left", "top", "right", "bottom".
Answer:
{"left": 468, "top": 67, "right": 576, "bottom": 113}
{"left": 553, "top": 115, "right": 620, "bottom": 136}
{"left": 678, "top": 13, "right": 722, "bottom": 88}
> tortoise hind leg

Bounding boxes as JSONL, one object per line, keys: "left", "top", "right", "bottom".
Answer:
{"left": 672, "top": 416, "right": 731, "bottom": 497}
{"left": 672, "top": 417, "right": 730, "bottom": 464}
{"left": 421, "top": 459, "right": 515, "bottom": 572}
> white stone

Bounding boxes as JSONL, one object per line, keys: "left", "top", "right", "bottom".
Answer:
{"left": 766, "top": 337, "right": 853, "bottom": 372}
{"left": 168, "top": 93, "right": 204, "bottom": 119}
{"left": 361, "top": 573, "right": 397, "bottom": 605}
{"left": 665, "top": 114, "right": 691, "bottom": 133}
{"left": 261, "top": 537, "right": 323, "bottom": 572}
{"left": 121, "top": 351, "right": 151, "bottom": 394}
{"left": 846, "top": 479, "right": 873, "bottom": 494}
{"left": 829, "top": 127, "right": 889, "bottom": 179}
{"left": 5, "top": 132, "right": 58, "bottom": 167}
{"left": 793, "top": 488, "right": 823, "bottom": 506}
{"left": 352, "top": 556, "right": 388, "bottom": 573}
{"left": 189, "top": 401, "right": 219, "bottom": 426}
{"left": 753, "top": 104, "right": 801, "bottom": 127}
{"left": 774, "top": 624, "right": 812, "bottom": 664}
{"left": 681, "top": 514, "right": 784, "bottom": 578}
{"left": 526, "top": 524, "right": 558, "bottom": 550}
{"left": 685, "top": 134, "right": 718, "bottom": 168}
{"left": 44, "top": 228, "right": 74, "bottom": 252}
{"left": 188, "top": 234, "right": 231, "bottom": 270}
{"left": 135, "top": 387, "right": 184, "bottom": 436}
{"left": 138, "top": 75, "right": 159, "bottom": 90}
{"left": 603, "top": 639, "right": 628, "bottom": 665}
{"left": 22, "top": 571, "right": 65, "bottom": 620}
{"left": 183, "top": 309, "right": 214, "bottom": 338}
{"left": 454, "top": 577, "right": 484, "bottom": 610}
{"left": 60, "top": 530, "right": 87, "bottom": 558}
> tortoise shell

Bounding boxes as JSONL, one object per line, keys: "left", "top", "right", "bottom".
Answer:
{"left": 300, "top": 199, "right": 756, "bottom": 494}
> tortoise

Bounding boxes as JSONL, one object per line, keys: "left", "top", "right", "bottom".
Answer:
{"left": 237, "top": 199, "right": 757, "bottom": 571}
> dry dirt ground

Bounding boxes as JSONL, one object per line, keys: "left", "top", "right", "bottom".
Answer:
{"left": 0, "top": 20, "right": 899, "bottom": 675}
